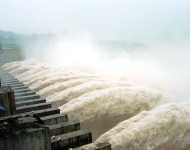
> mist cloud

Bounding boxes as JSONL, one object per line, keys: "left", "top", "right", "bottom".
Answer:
{"left": 1, "top": 1, "right": 190, "bottom": 42}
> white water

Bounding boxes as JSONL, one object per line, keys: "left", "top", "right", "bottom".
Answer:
{"left": 2, "top": 59, "right": 190, "bottom": 150}
{"left": 97, "top": 102, "right": 190, "bottom": 150}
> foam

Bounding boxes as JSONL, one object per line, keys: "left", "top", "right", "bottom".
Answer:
{"left": 45, "top": 79, "right": 132, "bottom": 103}
{"left": 59, "top": 86, "right": 170, "bottom": 122}
{"left": 2, "top": 59, "right": 189, "bottom": 150}
{"left": 97, "top": 102, "right": 190, "bottom": 150}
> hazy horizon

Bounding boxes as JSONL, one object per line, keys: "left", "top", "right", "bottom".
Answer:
{"left": 1, "top": 0, "right": 190, "bottom": 42}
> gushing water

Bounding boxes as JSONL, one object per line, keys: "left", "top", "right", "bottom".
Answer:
{"left": 2, "top": 59, "right": 190, "bottom": 150}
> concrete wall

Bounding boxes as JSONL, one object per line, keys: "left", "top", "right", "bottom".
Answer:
{"left": 0, "top": 49, "right": 23, "bottom": 63}
{"left": 49, "top": 121, "right": 80, "bottom": 136}
{"left": 41, "top": 113, "right": 68, "bottom": 125}
{"left": 51, "top": 129, "right": 92, "bottom": 150}
{"left": 0, "top": 86, "right": 16, "bottom": 116}
{"left": 0, "top": 127, "right": 51, "bottom": 150}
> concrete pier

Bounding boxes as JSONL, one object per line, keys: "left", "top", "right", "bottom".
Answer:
{"left": 51, "top": 129, "right": 92, "bottom": 150}
{"left": 34, "top": 107, "right": 60, "bottom": 117}
{"left": 14, "top": 89, "right": 31, "bottom": 93}
{"left": 1, "top": 81, "right": 20, "bottom": 86}
{"left": 16, "top": 98, "right": 46, "bottom": 107}
{"left": 41, "top": 113, "right": 68, "bottom": 125}
{"left": 1, "top": 77, "right": 17, "bottom": 80}
{"left": 0, "top": 86, "right": 16, "bottom": 116}
{"left": 0, "top": 114, "right": 51, "bottom": 150}
{"left": 15, "top": 95, "right": 40, "bottom": 102}
{"left": 1, "top": 76, "right": 15, "bottom": 78}
{"left": 74, "top": 141, "right": 111, "bottom": 150}
{"left": 0, "top": 68, "right": 108, "bottom": 150}
{"left": 16, "top": 102, "right": 52, "bottom": 113}
{"left": 49, "top": 120, "right": 80, "bottom": 136}
{"left": 15, "top": 91, "right": 36, "bottom": 97}
{"left": 1, "top": 79, "right": 19, "bottom": 83}
{"left": 11, "top": 86, "right": 29, "bottom": 90}
{"left": 95, "top": 142, "right": 111, "bottom": 150}
{"left": 2, "top": 83, "right": 24, "bottom": 87}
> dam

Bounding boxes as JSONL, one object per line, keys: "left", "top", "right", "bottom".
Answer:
{"left": 0, "top": 48, "right": 111, "bottom": 150}
{"left": 1, "top": 43, "right": 190, "bottom": 150}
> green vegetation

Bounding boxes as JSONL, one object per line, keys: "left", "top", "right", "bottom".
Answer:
{"left": 0, "top": 29, "right": 56, "bottom": 49}
{"left": 93, "top": 40, "right": 148, "bottom": 50}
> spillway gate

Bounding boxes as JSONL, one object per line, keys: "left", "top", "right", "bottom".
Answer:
{"left": 0, "top": 67, "right": 111, "bottom": 150}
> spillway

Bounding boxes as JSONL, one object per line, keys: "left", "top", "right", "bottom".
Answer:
{"left": 1, "top": 59, "right": 190, "bottom": 150}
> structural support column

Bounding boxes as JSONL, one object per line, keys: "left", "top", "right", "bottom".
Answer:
{"left": 0, "top": 86, "right": 16, "bottom": 117}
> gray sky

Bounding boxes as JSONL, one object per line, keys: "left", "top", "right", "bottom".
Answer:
{"left": 0, "top": 0, "right": 190, "bottom": 42}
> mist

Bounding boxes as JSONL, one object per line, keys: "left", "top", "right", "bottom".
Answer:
{"left": 1, "top": 1, "right": 190, "bottom": 41}
{"left": 1, "top": 0, "right": 190, "bottom": 101}
{"left": 20, "top": 32, "right": 190, "bottom": 103}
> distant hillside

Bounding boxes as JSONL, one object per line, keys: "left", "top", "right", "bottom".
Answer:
{"left": 0, "top": 30, "right": 16, "bottom": 37}
{"left": 0, "top": 29, "right": 56, "bottom": 49}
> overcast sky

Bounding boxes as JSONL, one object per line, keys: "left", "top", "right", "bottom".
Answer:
{"left": 0, "top": 0, "right": 190, "bottom": 42}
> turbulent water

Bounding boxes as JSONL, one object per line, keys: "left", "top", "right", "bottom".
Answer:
{"left": 2, "top": 59, "right": 190, "bottom": 150}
